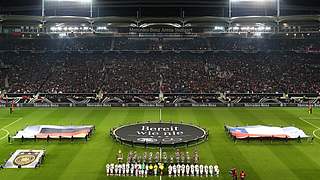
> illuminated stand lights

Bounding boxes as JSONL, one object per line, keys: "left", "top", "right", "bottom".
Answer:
{"left": 50, "top": 26, "right": 90, "bottom": 32}
{"left": 229, "top": 25, "right": 272, "bottom": 32}
{"left": 49, "top": 26, "right": 109, "bottom": 33}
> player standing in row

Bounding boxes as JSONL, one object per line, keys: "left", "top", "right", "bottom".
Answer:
{"left": 204, "top": 164, "right": 209, "bottom": 176}
{"left": 191, "top": 164, "right": 195, "bottom": 176}
{"left": 173, "top": 164, "right": 177, "bottom": 176}
{"left": 181, "top": 164, "right": 186, "bottom": 175}
{"left": 125, "top": 163, "right": 130, "bottom": 174}
{"left": 159, "top": 163, "right": 164, "bottom": 175}
{"left": 186, "top": 164, "right": 190, "bottom": 176}
{"left": 195, "top": 164, "right": 199, "bottom": 176}
{"left": 240, "top": 170, "right": 246, "bottom": 180}
{"left": 214, "top": 164, "right": 220, "bottom": 177}
{"left": 199, "top": 164, "right": 204, "bottom": 175}
{"left": 114, "top": 164, "right": 119, "bottom": 175}
{"left": 231, "top": 168, "right": 237, "bottom": 180}
{"left": 175, "top": 149, "right": 180, "bottom": 163}
{"left": 117, "top": 150, "right": 123, "bottom": 164}
{"left": 168, "top": 164, "right": 173, "bottom": 176}
{"left": 177, "top": 164, "right": 181, "bottom": 176}
{"left": 106, "top": 164, "right": 110, "bottom": 175}
{"left": 153, "top": 163, "right": 158, "bottom": 176}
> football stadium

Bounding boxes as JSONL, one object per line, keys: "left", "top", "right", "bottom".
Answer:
{"left": 0, "top": 0, "right": 320, "bottom": 179}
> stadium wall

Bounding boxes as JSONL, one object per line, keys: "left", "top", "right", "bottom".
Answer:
{"left": 5, "top": 103, "right": 319, "bottom": 108}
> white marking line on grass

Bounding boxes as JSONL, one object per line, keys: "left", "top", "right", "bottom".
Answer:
{"left": 159, "top": 108, "right": 162, "bottom": 180}
{"left": 0, "top": 128, "right": 9, "bottom": 141}
{"left": 0, "top": 117, "right": 23, "bottom": 141}
{"left": 299, "top": 117, "right": 320, "bottom": 140}
{"left": 2, "top": 117, "right": 23, "bottom": 129}
{"left": 159, "top": 146, "right": 162, "bottom": 180}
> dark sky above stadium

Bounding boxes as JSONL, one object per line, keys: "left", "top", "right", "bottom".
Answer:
{"left": 0, "top": 0, "right": 319, "bottom": 16}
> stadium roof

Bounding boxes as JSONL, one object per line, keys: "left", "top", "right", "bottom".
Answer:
{"left": 1, "top": 0, "right": 320, "bottom": 17}
{"left": 1, "top": 15, "right": 319, "bottom": 27}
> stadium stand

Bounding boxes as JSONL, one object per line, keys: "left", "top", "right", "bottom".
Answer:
{"left": 0, "top": 14, "right": 319, "bottom": 106}
{"left": 0, "top": 37, "right": 319, "bottom": 94}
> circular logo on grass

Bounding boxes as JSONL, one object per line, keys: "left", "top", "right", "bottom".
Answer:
{"left": 14, "top": 154, "right": 37, "bottom": 166}
{"left": 113, "top": 122, "right": 207, "bottom": 146}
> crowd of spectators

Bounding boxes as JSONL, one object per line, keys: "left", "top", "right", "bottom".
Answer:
{"left": 0, "top": 36, "right": 319, "bottom": 51}
{"left": 0, "top": 39, "right": 319, "bottom": 94}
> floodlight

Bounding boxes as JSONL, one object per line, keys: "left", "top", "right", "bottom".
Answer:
{"left": 42, "top": 0, "right": 93, "bottom": 17}
{"left": 228, "top": 0, "right": 280, "bottom": 18}
{"left": 46, "top": 0, "right": 92, "bottom": 2}
{"left": 231, "top": 0, "right": 275, "bottom": 2}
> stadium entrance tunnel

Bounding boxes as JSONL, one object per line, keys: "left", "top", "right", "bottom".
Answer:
{"left": 111, "top": 122, "right": 208, "bottom": 147}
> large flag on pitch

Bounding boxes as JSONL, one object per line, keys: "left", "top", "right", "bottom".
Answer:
{"left": 227, "top": 125, "right": 309, "bottom": 139}
{"left": 13, "top": 125, "right": 94, "bottom": 139}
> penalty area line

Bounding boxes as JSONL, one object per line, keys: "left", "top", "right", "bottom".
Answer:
{"left": 0, "top": 117, "right": 24, "bottom": 141}
{"left": 299, "top": 117, "right": 320, "bottom": 140}
{"left": 2, "top": 117, "right": 23, "bottom": 129}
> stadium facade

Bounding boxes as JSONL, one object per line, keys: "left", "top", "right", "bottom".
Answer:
{"left": 0, "top": 14, "right": 319, "bottom": 35}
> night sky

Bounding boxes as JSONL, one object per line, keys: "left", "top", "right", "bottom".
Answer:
{"left": 0, "top": 0, "right": 319, "bottom": 17}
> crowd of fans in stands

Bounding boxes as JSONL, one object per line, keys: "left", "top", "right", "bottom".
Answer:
{"left": 0, "top": 36, "right": 319, "bottom": 94}
{"left": 0, "top": 36, "right": 319, "bottom": 51}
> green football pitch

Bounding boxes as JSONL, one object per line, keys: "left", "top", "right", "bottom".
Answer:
{"left": 0, "top": 107, "right": 320, "bottom": 180}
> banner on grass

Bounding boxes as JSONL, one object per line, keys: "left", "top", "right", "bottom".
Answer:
{"left": 13, "top": 125, "right": 94, "bottom": 139}
{"left": 4, "top": 150, "right": 45, "bottom": 168}
{"left": 227, "top": 125, "right": 309, "bottom": 139}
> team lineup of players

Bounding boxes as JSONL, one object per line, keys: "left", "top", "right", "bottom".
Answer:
{"left": 105, "top": 149, "right": 220, "bottom": 177}
{"left": 116, "top": 149, "right": 200, "bottom": 165}
{"left": 105, "top": 162, "right": 220, "bottom": 177}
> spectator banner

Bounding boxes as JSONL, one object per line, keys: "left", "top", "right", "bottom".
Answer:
{"left": 227, "top": 125, "right": 309, "bottom": 139}
{"left": 4, "top": 150, "right": 45, "bottom": 168}
{"left": 13, "top": 125, "right": 94, "bottom": 139}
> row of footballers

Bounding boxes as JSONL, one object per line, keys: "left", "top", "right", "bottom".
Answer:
{"left": 118, "top": 149, "right": 199, "bottom": 164}
{"left": 106, "top": 163, "right": 164, "bottom": 176}
{"left": 168, "top": 164, "right": 219, "bottom": 177}
{"left": 106, "top": 163, "right": 219, "bottom": 177}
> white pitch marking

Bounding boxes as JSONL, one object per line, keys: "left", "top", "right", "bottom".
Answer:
{"left": 0, "top": 117, "right": 23, "bottom": 141}
{"left": 313, "top": 129, "right": 320, "bottom": 140}
{"left": 2, "top": 117, "right": 23, "bottom": 129}
{"left": 159, "top": 108, "right": 162, "bottom": 180}
{"left": 299, "top": 117, "right": 320, "bottom": 140}
{"left": 159, "top": 146, "right": 162, "bottom": 180}
{"left": 0, "top": 128, "right": 9, "bottom": 141}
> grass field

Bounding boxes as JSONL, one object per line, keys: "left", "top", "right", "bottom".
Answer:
{"left": 0, "top": 107, "right": 320, "bottom": 180}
